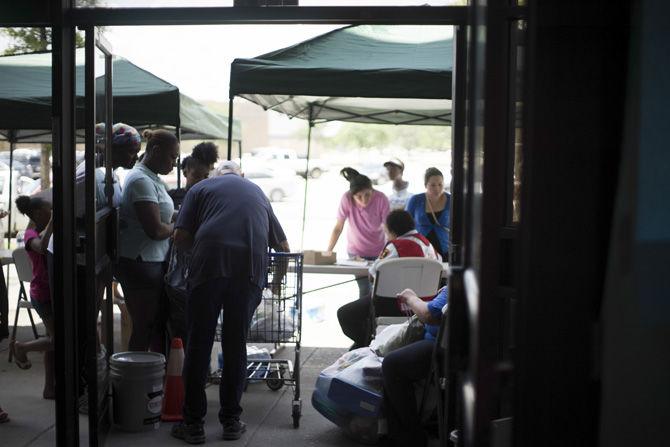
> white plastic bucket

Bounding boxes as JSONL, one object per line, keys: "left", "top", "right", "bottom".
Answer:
{"left": 110, "top": 352, "right": 165, "bottom": 432}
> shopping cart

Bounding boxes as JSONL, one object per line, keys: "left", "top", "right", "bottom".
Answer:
{"left": 209, "top": 252, "right": 304, "bottom": 428}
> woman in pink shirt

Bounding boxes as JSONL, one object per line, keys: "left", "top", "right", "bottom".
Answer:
{"left": 9, "top": 196, "right": 54, "bottom": 399}
{"left": 327, "top": 167, "right": 390, "bottom": 306}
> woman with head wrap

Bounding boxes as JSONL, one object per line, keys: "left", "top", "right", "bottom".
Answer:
{"left": 45, "top": 123, "right": 142, "bottom": 413}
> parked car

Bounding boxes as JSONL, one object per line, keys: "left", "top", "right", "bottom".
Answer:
{"left": 357, "top": 162, "right": 389, "bottom": 185}
{"left": 0, "top": 162, "right": 30, "bottom": 233}
{"left": 250, "top": 147, "right": 329, "bottom": 179}
{"left": 0, "top": 153, "right": 34, "bottom": 179}
{"left": 0, "top": 148, "right": 42, "bottom": 180}
{"left": 243, "top": 165, "right": 301, "bottom": 202}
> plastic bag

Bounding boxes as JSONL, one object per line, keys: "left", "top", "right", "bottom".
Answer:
{"left": 248, "top": 288, "right": 296, "bottom": 342}
{"left": 369, "top": 315, "right": 424, "bottom": 357}
{"left": 314, "top": 348, "right": 384, "bottom": 444}
{"left": 316, "top": 348, "right": 377, "bottom": 396}
{"left": 164, "top": 246, "right": 190, "bottom": 341}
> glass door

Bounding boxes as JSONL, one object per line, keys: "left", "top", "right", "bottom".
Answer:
{"left": 83, "top": 27, "right": 116, "bottom": 447}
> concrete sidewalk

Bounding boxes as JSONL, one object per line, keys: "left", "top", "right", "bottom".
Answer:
{"left": 1, "top": 325, "right": 352, "bottom": 446}
{"left": 0, "top": 261, "right": 368, "bottom": 446}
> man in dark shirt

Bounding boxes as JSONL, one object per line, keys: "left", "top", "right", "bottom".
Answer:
{"left": 171, "top": 171, "right": 289, "bottom": 444}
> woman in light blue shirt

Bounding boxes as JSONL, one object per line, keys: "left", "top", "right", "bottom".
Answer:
{"left": 116, "top": 129, "right": 179, "bottom": 351}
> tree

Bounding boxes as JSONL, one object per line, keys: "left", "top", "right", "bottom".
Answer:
{"left": 2, "top": 27, "right": 85, "bottom": 55}
{"left": 310, "top": 122, "right": 451, "bottom": 151}
{"left": 1, "top": 27, "right": 85, "bottom": 189}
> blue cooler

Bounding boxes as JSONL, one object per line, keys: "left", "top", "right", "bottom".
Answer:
{"left": 327, "top": 357, "right": 383, "bottom": 417}
{"left": 312, "top": 371, "right": 380, "bottom": 445}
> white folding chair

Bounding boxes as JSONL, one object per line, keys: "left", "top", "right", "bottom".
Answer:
{"left": 8, "top": 247, "right": 40, "bottom": 361}
{"left": 371, "top": 257, "right": 443, "bottom": 332}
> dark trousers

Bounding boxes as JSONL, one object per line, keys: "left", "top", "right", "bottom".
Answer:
{"left": 355, "top": 275, "right": 371, "bottom": 300}
{"left": 382, "top": 339, "right": 434, "bottom": 447}
{"left": 182, "top": 277, "right": 262, "bottom": 425}
{"left": 115, "top": 258, "right": 166, "bottom": 352}
{"left": 337, "top": 295, "right": 372, "bottom": 349}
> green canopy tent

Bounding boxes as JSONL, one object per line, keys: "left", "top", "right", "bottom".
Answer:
{"left": 228, "top": 24, "right": 453, "bottom": 247}
{"left": 229, "top": 25, "right": 453, "bottom": 127}
{"left": 0, "top": 49, "right": 241, "bottom": 142}
{"left": 0, "top": 49, "right": 241, "bottom": 243}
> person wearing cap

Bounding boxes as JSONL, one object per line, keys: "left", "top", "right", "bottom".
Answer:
{"left": 171, "top": 163, "right": 289, "bottom": 443}
{"left": 384, "top": 157, "right": 411, "bottom": 210}
{"left": 214, "top": 159, "right": 243, "bottom": 177}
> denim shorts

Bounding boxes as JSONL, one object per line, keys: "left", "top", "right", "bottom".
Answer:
{"left": 30, "top": 297, "right": 53, "bottom": 321}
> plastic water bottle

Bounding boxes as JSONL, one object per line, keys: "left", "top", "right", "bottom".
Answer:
{"left": 15, "top": 230, "right": 25, "bottom": 248}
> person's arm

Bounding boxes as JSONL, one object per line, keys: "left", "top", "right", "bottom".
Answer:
{"left": 173, "top": 186, "right": 199, "bottom": 251}
{"left": 268, "top": 204, "right": 290, "bottom": 252}
{"left": 128, "top": 176, "right": 173, "bottom": 240}
{"left": 396, "top": 288, "right": 440, "bottom": 325}
{"left": 327, "top": 219, "right": 345, "bottom": 254}
{"left": 379, "top": 192, "right": 390, "bottom": 223}
{"left": 38, "top": 216, "right": 53, "bottom": 254}
{"left": 173, "top": 228, "right": 194, "bottom": 252}
{"left": 134, "top": 201, "right": 174, "bottom": 240}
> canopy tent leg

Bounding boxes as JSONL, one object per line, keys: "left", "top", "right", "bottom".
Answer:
{"left": 227, "top": 98, "right": 234, "bottom": 161}
{"left": 176, "top": 126, "right": 182, "bottom": 189}
{"left": 7, "top": 137, "right": 14, "bottom": 250}
{"left": 300, "top": 106, "right": 314, "bottom": 251}
{"left": 4, "top": 135, "right": 15, "bottom": 304}
{"left": 237, "top": 139, "right": 242, "bottom": 162}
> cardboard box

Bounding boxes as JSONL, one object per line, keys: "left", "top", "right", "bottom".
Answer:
{"left": 303, "top": 250, "right": 337, "bottom": 265}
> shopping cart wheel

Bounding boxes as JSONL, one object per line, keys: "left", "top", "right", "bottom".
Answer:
{"left": 266, "top": 378, "right": 284, "bottom": 391}
{"left": 292, "top": 401, "right": 301, "bottom": 428}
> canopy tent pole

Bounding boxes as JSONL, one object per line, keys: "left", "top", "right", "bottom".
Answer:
{"left": 4, "top": 132, "right": 15, "bottom": 301}
{"left": 227, "top": 98, "right": 234, "bottom": 161}
{"left": 7, "top": 133, "right": 15, "bottom": 251}
{"left": 299, "top": 105, "right": 314, "bottom": 251}
{"left": 176, "top": 126, "right": 182, "bottom": 189}
{"left": 237, "top": 139, "right": 242, "bottom": 163}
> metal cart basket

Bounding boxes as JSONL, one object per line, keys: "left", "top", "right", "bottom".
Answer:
{"left": 210, "top": 252, "right": 303, "bottom": 428}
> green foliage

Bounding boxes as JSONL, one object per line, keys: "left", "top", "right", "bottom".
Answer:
{"left": 1, "top": 27, "right": 85, "bottom": 55}
{"left": 314, "top": 123, "right": 451, "bottom": 151}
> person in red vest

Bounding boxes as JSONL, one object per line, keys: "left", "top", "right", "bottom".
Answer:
{"left": 337, "top": 210, "right": 438, "bottom": 349}
{"left": 368, "top": 210, "right": 439, "bottom": 278}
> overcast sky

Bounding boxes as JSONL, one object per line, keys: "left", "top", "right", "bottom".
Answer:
{"left": 106, "top": 24, "right": 340, "bottom": 102}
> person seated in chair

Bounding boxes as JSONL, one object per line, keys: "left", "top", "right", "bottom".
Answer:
{"left": 337, "top": 210, "right": 438, "bottom": 350}
{"left": 382, "top": 286, "right": 448, "bottom": 447}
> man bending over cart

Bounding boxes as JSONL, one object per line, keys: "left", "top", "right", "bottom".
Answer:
{"left": 172, "top": 162, "right": 289, "bottom": 444}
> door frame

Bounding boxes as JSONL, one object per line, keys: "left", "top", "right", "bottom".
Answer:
{"left": 50, "top": 3, "right": 471, "bottom": 446}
